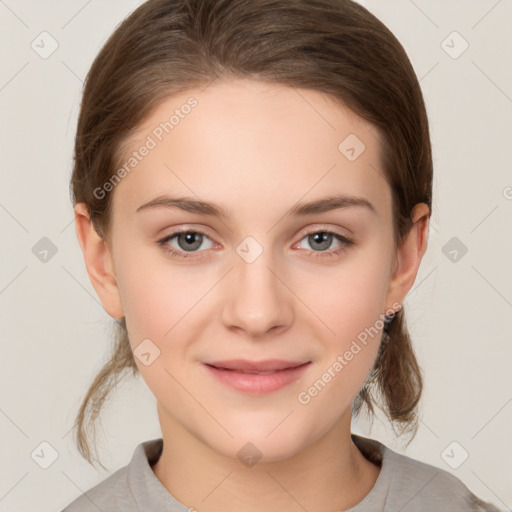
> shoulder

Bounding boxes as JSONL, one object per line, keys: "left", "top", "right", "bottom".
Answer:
{"left": 388, "top": 449, "right": 499, "bottom": 511}
{"left": 60, "top": 438, "right": 164, "bottom": 512}
{"left": 60, "top": 465, "right": 135, "bottom": 512}
{"left": 353, "top": 434, "right": 501, "bottom": 512}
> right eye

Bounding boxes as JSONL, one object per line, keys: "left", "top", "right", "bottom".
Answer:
{"left": 158, "top": 229, "right": 215, "bottom": 260}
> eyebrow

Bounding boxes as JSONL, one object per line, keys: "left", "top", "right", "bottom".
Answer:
{"left": 135, "top": 194, "right": 377, "bottom": 217}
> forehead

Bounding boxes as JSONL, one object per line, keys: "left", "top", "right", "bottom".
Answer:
{"left": 112, "top": 78, "right": 390, "bottom": 220}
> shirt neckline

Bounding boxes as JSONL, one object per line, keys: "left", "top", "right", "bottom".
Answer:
{"left": 128, "top": 433, "right": 392, "bottom": 511}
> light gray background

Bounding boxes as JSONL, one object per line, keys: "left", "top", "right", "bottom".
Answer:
{"left": 0, "top": 1, "right": 511, "bottom": 511}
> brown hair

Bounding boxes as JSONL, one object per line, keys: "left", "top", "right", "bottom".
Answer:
{"left": 70, "top": 0, "right": 432, "bottom": 469}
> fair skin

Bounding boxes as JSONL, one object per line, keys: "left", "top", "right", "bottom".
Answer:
{"left": 74, "top": 78, "right": 429, "bottom": 512}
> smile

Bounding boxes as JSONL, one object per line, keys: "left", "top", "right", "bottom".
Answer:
{"left": 201, "top": 360, "right": 312, "bottom": 395}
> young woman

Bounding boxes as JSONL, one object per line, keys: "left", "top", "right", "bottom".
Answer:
{"left": 62, "top": 0, "right": 501, "bottom": 510}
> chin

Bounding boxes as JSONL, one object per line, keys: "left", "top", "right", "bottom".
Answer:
{"left": 201, "top": 421, "right": 313, "bottom": 465}
{"left": 222, "top": 437, "right": 306, "bottom": 465}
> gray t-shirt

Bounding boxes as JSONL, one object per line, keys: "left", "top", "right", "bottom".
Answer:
{"left": 61, "top": 434, "right": 501, "bottom": 511}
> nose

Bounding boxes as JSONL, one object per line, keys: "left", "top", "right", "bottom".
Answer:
{"left": 221, "top": 248, "right": 294, "bottom": 338}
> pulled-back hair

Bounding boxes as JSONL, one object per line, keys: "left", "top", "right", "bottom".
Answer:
{"left": 70, "top": 0, "right": 432, "bottom": 469}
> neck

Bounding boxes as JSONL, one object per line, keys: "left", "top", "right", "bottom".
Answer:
{"left": 152, "top": 413, "right": 380, "bottom": 512}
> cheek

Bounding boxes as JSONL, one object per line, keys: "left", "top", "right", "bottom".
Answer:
{"left": 115, "top": 247, "right": 205, "bottom": 342}
{"left": 294, "top": 276, "right": 384, "bottom": 423}
{"left": 294, "top": 243, "right": 392, "bottom": 393}
{"left": 115, "top": 256, "right": 199, "bottom": 400}
{"left": 300, "top": 248, "right": 391, "bottom": 343}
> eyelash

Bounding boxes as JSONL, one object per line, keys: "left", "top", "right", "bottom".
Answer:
{"left": 157, "top": 228, "right": 355, "bottom": 261}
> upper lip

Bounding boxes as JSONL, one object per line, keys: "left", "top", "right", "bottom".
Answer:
{"left": 203, "top": 359, "right": 310, "bottom": 372}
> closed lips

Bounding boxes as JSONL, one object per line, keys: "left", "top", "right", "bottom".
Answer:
{"left": 202, "top": 359, "right": 312, "bottom": 394}
{"left": 203, "top": 360, "right": 311, "bottom": 374}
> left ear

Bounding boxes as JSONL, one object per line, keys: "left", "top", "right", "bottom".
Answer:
{"left": 385, "top": 202, "right": 430, "bottom": 312}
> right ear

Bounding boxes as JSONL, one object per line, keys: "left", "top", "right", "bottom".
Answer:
{"left": 74, "top": 203, "right": 124, "bottom": 319}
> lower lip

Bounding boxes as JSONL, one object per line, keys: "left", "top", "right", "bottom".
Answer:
{"left": 202, "top": 362, "right": 311, "bottom": 395}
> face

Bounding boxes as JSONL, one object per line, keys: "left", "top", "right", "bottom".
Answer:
{"left": 97, "top": 78, "right": 405, "bottom": 461}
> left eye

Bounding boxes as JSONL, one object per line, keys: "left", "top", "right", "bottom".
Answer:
{"left": 298, "top": 231, "right": 347, "bottom": 252}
